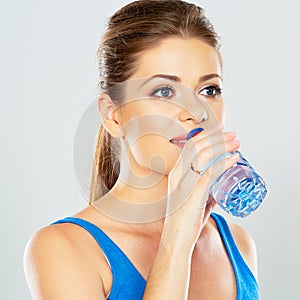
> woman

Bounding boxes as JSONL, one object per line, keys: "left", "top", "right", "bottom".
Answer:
{"left": 24, "top": 1, "right": 259, "bottom": 299}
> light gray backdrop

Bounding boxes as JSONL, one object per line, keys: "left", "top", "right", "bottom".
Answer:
{"left": 1, "top": 0, "right": 299, "bottom": 299}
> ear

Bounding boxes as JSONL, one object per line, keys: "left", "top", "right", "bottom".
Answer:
{"left": 98, "top": 93, "right": 123, "bottom": 138}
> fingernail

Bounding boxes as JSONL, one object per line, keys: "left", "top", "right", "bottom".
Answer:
{"left": 231, "top": 140, "right": 240, "bottom": 146}
{"left": 225, "top": 131, "right": 236, "bottom": 137}
{"left": 187, "top": 127, "right": 204, "bottom": 140}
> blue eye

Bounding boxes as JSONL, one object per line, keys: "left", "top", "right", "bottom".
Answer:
{"left": 150, "top": 86, "right": 175, "bottom": 99}
{"left": 200, "top": 85, "right": 222, "bottom": 98}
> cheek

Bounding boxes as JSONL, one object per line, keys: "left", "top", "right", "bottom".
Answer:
{"left": 120, "top": 103, "right": 177, "bottom": 144}
{"left": 131, "top": 135, "right": 181, "bottom": 173}
{"left": 208, "top": 100, "right": 225, "bottom": 125}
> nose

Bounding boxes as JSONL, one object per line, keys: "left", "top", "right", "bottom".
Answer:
{"left": 179, "top": 107, "right": 208, "bottom": 123}
{"left": 178, "top": 92, "right": 209, "bottom": 123}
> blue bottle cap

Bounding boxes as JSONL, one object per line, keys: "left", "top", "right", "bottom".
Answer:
{"left": 186, "top": 127, "right": 204, "bottom": 140}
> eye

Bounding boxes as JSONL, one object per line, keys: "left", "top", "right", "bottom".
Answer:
{"left": 199, "top": 85, "right": 223, "bottom": 99}
{"left": 150, "top": 85, "right": 175, "bottom": 99}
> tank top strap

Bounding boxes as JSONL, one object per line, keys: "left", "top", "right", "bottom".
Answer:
{"left": 50, "top": 217, "right": 146, "bottom": 299}
{"left": 210, "top": 213, "right": 260, "bottom": 300}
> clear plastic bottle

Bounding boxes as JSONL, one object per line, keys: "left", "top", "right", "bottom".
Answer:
{"left": 187, "top": 128, "right": 268, "bottom": 218}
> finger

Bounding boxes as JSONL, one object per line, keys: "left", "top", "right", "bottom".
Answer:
{"left": 182, "top": 130, "right": 237, "bottom": 164}
{"left": 186, "top": 130, "right": 237, "bottom": 148}
{"left": 182, "top": 137, "right": 240, "bottom": 177}
{"left": 181, "top": 152, "right": 239, "bottom": 210}
{"left": 169, "top": 146, "right": 236, "bottom": 199}
{"left": 169, "top": 130, "right": 238, "bottom": 188}
{"left": 199, "top": 151, "right": 240, "bottom": 186}
{"left": 171, "top": 151, "right": 239, "bottom": 214}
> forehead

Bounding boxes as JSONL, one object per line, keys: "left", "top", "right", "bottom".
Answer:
{"left": 129, "top": 37, "right": 222, "bottom": 86}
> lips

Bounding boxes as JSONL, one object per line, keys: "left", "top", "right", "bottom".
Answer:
{"left": 169, "top": 134, "right": 188, "bottom": 149}
{"left": 169, "top": 134, "right": 188, "bottom": 143}
{"left": 169, "top": 128, "right": 204, "bottom": 149}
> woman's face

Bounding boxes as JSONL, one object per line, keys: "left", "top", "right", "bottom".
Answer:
{"left": 115, "top": 37, "right": 224, "bottom": 176}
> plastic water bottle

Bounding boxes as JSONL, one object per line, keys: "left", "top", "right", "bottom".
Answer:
{"left": 187, "top": 128, "right": 267, "bottom": 218}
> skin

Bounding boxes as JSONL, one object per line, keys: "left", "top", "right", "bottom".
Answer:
{"left": 23, "top": 38, "right": 258, "bottom": 300}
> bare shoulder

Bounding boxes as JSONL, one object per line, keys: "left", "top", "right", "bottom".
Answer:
{"left": 23, "top": 223, "right": 107, "bottom": 299}
{"left": 227, "top": 220, "right": 258, "bottom": 278}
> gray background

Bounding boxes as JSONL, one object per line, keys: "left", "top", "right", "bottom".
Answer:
{"left": 1, "top": 0, "right": 299, "bottom": 299}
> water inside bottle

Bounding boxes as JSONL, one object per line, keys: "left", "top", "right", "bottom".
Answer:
{"left": 210, "top": 163, "right": 267, "bottom": 218}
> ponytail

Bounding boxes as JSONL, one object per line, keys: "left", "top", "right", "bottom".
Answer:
{"left": 89, "top": 125, "right": 120, "bottom": 204}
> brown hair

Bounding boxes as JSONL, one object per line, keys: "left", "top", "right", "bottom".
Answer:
{"left": 89, "top": 0, "right": 221, "bottom": 204}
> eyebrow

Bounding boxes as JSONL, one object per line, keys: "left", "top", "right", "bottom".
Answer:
{"left": 138, "top": 73, "right": 223, "bottom": 88}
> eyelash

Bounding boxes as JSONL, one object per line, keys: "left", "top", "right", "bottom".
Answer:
{"left": 149, "top": 84, "right": 223, "bottom": 100}
{"left": 149, "top": 85, "right": 175, "bottom": 100}
{"left": 200, "top": 85, "right": 223, "bottom": 99}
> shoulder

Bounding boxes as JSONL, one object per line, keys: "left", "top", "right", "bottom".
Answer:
{"left": 227, "top": 219, "right": 258, "bottom": 278}
{"left": 24, "top": 222, "right": 93, "bottom": 260}
{"left": 23, "top": 223, "right": 108, "bottom": 299}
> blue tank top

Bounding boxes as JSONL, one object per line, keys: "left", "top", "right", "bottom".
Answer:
{"left": 50, "top": 213, "right": 260, "bottom": 299}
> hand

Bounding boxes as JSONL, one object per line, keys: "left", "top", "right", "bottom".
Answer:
{"left": 162, "top": 128, "right": 240, "bottom": 248}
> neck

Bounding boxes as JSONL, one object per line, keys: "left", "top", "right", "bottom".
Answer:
{"left": 112, "top": 144, "right": 169, "bottom": 204}
{"left": 92, "top": 144, "right": 170, "bottom": 224}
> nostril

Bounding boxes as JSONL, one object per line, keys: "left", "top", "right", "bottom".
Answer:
{"left": 185, "top": 114, "right": 207, "bottom": 122}
{"left": 200, "top": 112, "right": 208, "bottom": 122}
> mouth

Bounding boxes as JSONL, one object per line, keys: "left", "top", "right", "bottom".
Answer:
{"left": 169, "top": 128, "right": 204, "bottom": 149}
{"left": 169, "top": 134, "right": 188, "bottom": 148}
